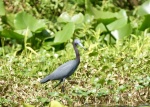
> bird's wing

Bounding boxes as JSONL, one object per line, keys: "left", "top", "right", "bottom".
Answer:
{"left": 41, "top": 60, "right": 79, "bottom": 82}
{"left": 49, "top": 60, "right": 79, "bottom": 80}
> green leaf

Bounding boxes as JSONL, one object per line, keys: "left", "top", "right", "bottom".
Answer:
{"left": 48, "top": 92, "right": 59, "bottom": 96}
{"left": 39, "top": 97, "right": 49, "bottom": 103}
{"left": 96, "top": 23, "right": 107, "bottom": 33}
{"left": 0, "top": 0, "right": 5, "bottom": 15}
{"left": 116, "top": 9, "right": 128, "bottom": 19}
{"left": 104, "top": 34, "right": 116, "bottom": 44}
{"left": 137, "top": 0, "right": 150, "bottom": 16}
{"left": 107, "top": 18, "right": 127, "bottom": 31}
{"left": 14, "top": 12, "right": 46, "bottom": 32}
{"left": 139, "top": 15, "right": 150, "bottom": 30}
{"left": 85, "top": 0, "right": 116, "bottom": 23}
{"left": 58, "top": 12, "right": 71, "bottom": 23}
{"left": 85, "top": 0, "right": 95, "bottom": 15}
{"left": 54, "top": 22, "right": 75, "bottom": 43}
{"left": 85, "top": 0, "right": 128, "bottom": 26}
{"left": 1, "top": 29, "right": 24, "bottom": 41}
{"left": 71, "top": 13, "right": 84, "bottom": 24}
{"left": 111, "top": 24, "right": 132, "bottom": 40}
{"left": 95, "top": 11, "right": 117, "bottom": 20}
{"left": 15, "top": 29, "right": 33, "bottom": 39}
{"left": 118, "top": 85, "right": 127, "bottom": 92}
{"left": 58, "top": 12, "right": 84, "bottom": 24}
{"left": 97, "top": 10, "right": 127, "bottom": 25}
{"left": 0, "top": 25, "right": 3, "bottom": 31}
{"left": 97, "top": 88, "right": 110, "bottom": 96}
{"left": 84, "top": 14, "right": 94, "bottom": 24}
{"left": 6, "top": 14, "right": 15, "bottom": 28}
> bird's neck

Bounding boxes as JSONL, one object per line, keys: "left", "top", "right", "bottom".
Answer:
{"left": 73, "top": 43, "right": 80, "bottom": 62}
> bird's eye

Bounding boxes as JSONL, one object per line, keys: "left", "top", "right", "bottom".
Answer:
{"left": 76, "top": 42, "right": 80, "bottom": 45}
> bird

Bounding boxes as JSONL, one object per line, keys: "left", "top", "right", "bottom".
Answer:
{"left": 40, "top": 39, "right": 85, "bottom": 91}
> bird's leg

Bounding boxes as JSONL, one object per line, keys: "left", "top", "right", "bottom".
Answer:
{"left": 54, "top": 79, "right": 63, "bottom": 88}
{"left": 61, "top": 78, "right": 65, "bottom": 92}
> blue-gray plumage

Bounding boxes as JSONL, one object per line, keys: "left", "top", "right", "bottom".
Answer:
{"left": 40, "top": 39, "right": 85, "bottom": 89}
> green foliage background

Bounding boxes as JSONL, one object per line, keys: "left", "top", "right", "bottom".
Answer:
{"left": 0, "top": 0, "right": 150, "bottom": 106}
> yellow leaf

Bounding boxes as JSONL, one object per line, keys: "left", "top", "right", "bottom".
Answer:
{"left": 23, "top": 103, "right": 35, "bottom": 107}
{"left": 50, "top": 100, "right": 67, "bottom": 107}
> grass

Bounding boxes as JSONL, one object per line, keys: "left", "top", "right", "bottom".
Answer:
{"left": 0, "top": 35, "right": 150, "bottom": 106}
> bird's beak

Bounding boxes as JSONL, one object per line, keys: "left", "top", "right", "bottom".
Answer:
{"left": 78, "top": 43, "right": 86, "bottom": 50}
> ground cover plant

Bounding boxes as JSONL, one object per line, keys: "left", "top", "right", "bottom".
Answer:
{"left": 0, "top": 0, "right": 150, "bottom": 106}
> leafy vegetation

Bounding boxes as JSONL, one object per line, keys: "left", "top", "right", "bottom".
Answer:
{"left": 0, "top": 0, "right": 150, "bottom": 106}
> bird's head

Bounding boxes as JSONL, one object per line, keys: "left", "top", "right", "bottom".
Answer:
{"left": 74, "top": 39, "right": 86, "bottom": 50}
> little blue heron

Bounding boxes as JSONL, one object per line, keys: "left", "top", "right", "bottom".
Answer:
{"left": 40, "top": 39, "right": 85, "bottom": 91}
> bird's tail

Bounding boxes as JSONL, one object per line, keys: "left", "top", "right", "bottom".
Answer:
{"left": 40, "top": 75, "right": 51, "bottom": 83}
